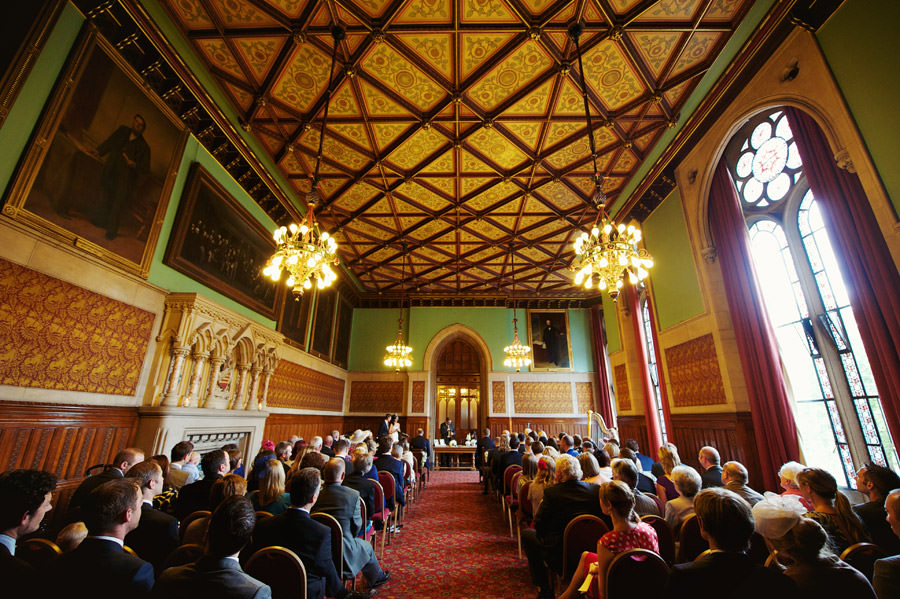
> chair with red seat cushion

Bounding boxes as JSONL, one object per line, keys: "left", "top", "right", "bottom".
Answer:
{"left": 369, "top": 478, "right": 390, "bottom": 559}
{"left": 675, "top": 514, "right": 708, "bottom": 563}
{"left": 16, "top": 538, "right": 61, "bottom": 571}
{"left": 311, "top": 511, "right": 355, "bottom": 588}
{"left": 245, "top": 545, "right": 308, "bottom": 599}
{"left": 516, "top": 480, "right": 534, "bottom": 559}
{"left": 605, "top": 548, "right": 669, "bottom": 599}
{"left": 377, "top": 471, "right": 398, "bottom": 544}
{"left": 561, "top": 514, "right": 609, "bottom": 582}
{"left": 640, "top": 514, "right": 675, "bottom": 565}
{"left": 500, "top": 464, "right": 522, "bottom": 516}
{"left": 505, "top": 471, "right": 523, "bottom": 537}
{"left": 840, "top": 542, "right": 886, "bottom": 581}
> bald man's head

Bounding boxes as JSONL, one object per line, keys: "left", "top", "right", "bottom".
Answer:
{"left": 323, "top": 458, "right": 346, "bottom": 484}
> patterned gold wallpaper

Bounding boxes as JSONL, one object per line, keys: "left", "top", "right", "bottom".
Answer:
{"left": 492, "top": 381, "right": 506, "bottom": 414}
{"left": 0, "top": 259, "right": 154, "bottom": 395}
{"left": 614, "top": 364, "right": 631, "bottom": 411}
{"left": 348, "top": 380, "right": 404, "bottom": 413}
{"left": 575, "top": 382, "right": 594, "bottom": 413}
{"left": 267, "top": 359, "right": 345, "bottom": 411}
{"left": 665, "top": 333, "right": 726, "bottom": 407}
{"left": 411, "top": 380, "right": 425, "bottom": 413}
{"left": 512, "top": 381, "right": 572, "bottom": 414}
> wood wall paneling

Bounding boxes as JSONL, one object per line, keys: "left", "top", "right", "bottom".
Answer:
{"left": 616, "top": 415, "right": 649, "bottom": 456}
{"left": 0, "top": 401, "right": 139, "bottom": 532}
{"left": 487, "top": 417, "right": 590, "bottom": 441}
{"left": 262, "top": 413, "right": 345, "bottom": 446}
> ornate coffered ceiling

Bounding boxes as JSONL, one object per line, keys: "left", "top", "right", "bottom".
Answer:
{"left": 159, "top": 0, "right": 753, "bottom": 299}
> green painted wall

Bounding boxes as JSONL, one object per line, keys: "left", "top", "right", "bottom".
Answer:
{"left": 642, "top": 188, "right": 704, "bottom": 329}
{"left": 348, "top": 306, "right": 595, "bottom": 373}
{"left": 818, "top": 0, "right": 900, "bottom": 214}
{"left": 0, "top": 5, "right": 278, "bottom": 327}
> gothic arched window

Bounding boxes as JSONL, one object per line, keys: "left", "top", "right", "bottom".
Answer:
{"left": 726, "top": 109, "right": 899, "bottom": 485}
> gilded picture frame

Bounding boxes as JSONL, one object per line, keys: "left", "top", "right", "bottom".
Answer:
{"left": 164, "top": 163, "right": 283, "bottom": 320}
{"left": 2, "top": 27, "right": 188, "bottom": 276}
{"left": 527, "top": 309, "right": 573, "bottom": 371}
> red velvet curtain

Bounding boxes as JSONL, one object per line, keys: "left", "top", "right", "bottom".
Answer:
{"left": 786, "top": 107, "right": 900, "bottom": 450}
{"left": 627, "top": 285, "right": 664, "bottom": 458}
{"left": 708, "top": 160, "right": 800, "bottom": 490}
{"left": 589, "top": 305, "right": 616, "bottom": 429}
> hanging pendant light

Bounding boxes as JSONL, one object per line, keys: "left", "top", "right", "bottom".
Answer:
{"left": 384, "top": 248, "right": 413, "bottom": 371}
{"left": 262, "top": 25, "right": 345, "bottom": 297}
{"left": 503, "top": 248, "right": 531, "bottom": 372}
{"left": 567, "top": 22, "right": 653, "bottom": 301}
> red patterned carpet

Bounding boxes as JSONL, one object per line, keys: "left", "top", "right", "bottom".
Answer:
{"left": 373, "top": 470, "right": 536, "bottom": 599}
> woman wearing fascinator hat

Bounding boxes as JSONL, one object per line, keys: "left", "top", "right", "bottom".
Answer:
{"left": 753, "top": 492, "right": 875, "bottom": 598}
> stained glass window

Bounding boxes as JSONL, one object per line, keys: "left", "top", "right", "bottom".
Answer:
{"left": 728, "top": 110, "right": 899, "bottom": 486}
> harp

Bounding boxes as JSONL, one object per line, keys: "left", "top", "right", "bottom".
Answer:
{"left": 588, "top": 409, "right": 618, "bottom": 443}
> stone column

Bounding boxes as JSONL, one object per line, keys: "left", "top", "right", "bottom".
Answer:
{"left": 161, "top": 346, "right": 190, "bottom": 406}
{"left": 258, "top": 367, "right": 274, "bottom": 410}
{"left": 204, "top": 356, "right": 225, "bottom": 406}
{"left": 246, "top": 365, "right": 262, "bottom": 410}
{"left": 231, "top": 365, "right": 249, "bottom": 410}
{"left": 183, "top": 352, "right": 209, "bottom": 408}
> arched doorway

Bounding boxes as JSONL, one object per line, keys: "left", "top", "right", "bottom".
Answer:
{"left": 435, "top": 338, "right": 483, "bottom": 442}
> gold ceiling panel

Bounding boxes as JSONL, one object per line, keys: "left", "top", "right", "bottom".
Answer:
{"left": 234, "top": 37, "right": 286, "bottom": 86}
{"left": 386, "top": 128, "right": 449, "bottom": 171}
{"left": 467, "top": 41, "right": 553, "bottom": 112}
{"left": 672, "top": 32, "right": 722, "bottom": 77}
{"left": 466, "top": 128, "right": 529, "bottom": 171}
{"left": 360, "top": 44, "right": 446, "bottom": 111}
{"left": 271, "top": 44, "right": 331, "bottom": 113}
{"left": 160, "top": 0, "right": 752, "bottom": 297}
{"left": 583, "top": 40, "right": 645, "bottom": 111}
{"left": 630, "top": 31, "right": 682, "bottom": 80}
{"left": 209, "top": 0, "right": 279, "bottom": 28}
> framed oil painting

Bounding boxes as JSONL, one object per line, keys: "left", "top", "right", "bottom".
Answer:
{"left": 164, "top": 163, "right": 282, "bottom": 320}
{"left": 3, "top": 28, "right": 187, "bottom": 276}
{"left": 527, "top": 310, "right": 573, "bottom": 371}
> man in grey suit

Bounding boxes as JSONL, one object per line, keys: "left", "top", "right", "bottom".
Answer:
{"left": 314, "top": 458, "right": 390, "bottom": 589}
{"left": 152, "top": 495, "right": 270, "bottom": 598}
{"left": 874, "top": 489, "right": 900, "bottom": 599}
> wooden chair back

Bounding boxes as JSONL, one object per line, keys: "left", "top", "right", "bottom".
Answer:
{"left": 246, "top": 546, "right": 307, "bottom": 599}
{"left": 643, "top": 492, "right": 664, "bottom": 516}
{"left": 562, "top": 514, "right": 609, "bottom": 581}
{"left": 676, "top": 514, "right": 708, "bottom": 563}
{"left": 311, "top": 511, "right": 344, "bottom": 576}
{"left": 255, "top": 511, "right": 274, "bottom": 521}
{"left": 640, "top": 514, "right": 675, "bottom": 565}
{"left": 518, "top": 481, "right": 533, "bottom": 522}
{"left": 840, "top": 542, "right": 886, "bottom": 581}
{"left": 502, "top": 465, "right": 522, "bottom": 496}
{"left": 16, "top": 538, "right": 61, "bottom": 570}
{"left": 377, "top": 471, "right": 396, "bottom": 507}
{"left": 161, "top": 543, "right": 203, "bottom": 570}
{"left": 605, "top": 548, "right": 669, "bottom": 598}
{"left": 179, "top": 510, "right": 211, "bottom": 543}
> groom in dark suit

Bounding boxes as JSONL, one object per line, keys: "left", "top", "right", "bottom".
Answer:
{"left": 152, "top": 495, "right": 270, "bottom": 598}
{"left": 254, "top": 468, "right": 372, "bottom": 599}
{"left": 51, "top": 478, "right": 155, "bottom": 596}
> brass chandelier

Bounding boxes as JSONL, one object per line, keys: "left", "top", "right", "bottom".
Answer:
{"left": 568, "top": 22, "right": 653, "bottom": 301}
{"left": 384, "top": 249, "right": 413, "bottom": 371}
{"left": 263, "top": 26, "right": 344, "bottom": 296}
{"left": 503, "top": 248, "right": 531, "bottom": 372}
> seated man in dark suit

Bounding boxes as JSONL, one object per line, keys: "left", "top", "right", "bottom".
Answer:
{"left": 522, "top": 454, "right": 605, "bottom": 599}
{"left": 152, "top": 495, "right": 269, "bottom": 598}
{"left": 175, "top": 449, "right": 229, "bottom": 521}
{"left": 625, "top": 438, "right": 655, "bottom": 473}
{"left": 125, "top": 460, "right": 178, "bottom": 574}
{"left": 51, "top": 478, "right": 155, "bottom": 597}
{"left": 698, "top": 446, "right": 724, "bottom": 489}
{"left": 612, "top": 457, "right": 659, "bottom": 517}
{"left": 410, "top": 428, "right": 433, "bottom": 470}
{"left": 254, "top": 467, "right": 371, "bottom": 599}
{"left": 373, "top": 437, "right": 405, "bottom": 511}
{"left": 314, "top": 459, "right": 390, "bottom": 590}
{"left": 854, "top": 463, "right": 900, "bottom": 556}
{"left": 476, "top": 428, "right": 496, "bottom": 493}
{"left": 0, "top": 469, "right": 57, "bottom": 596}
{"left": 68, "top": 447, "right": 144, "bottom": 515}
{"left": 874, "top": 489, "right": 900, "bottom": 599}
{"left": 666, "top": 487, "right": 795, "bottom": 598}
{"left": 343, "top": 449, "right": 376, "bottom": 532}
{"left": 618, "top": 447, "right": 656, "bottom": 494}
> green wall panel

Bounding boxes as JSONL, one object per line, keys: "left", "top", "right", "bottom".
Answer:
{"left": 348, "top": 306, "right": 594, "bottom": 372}
{"left": 642, "top": 188, "right": 704, "bottom": 329}
{"left": 602, "top": 294, "right": 622, "bottom": 354}
{"left": 818, "top": 0, "right": 900, "bottom": 214}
